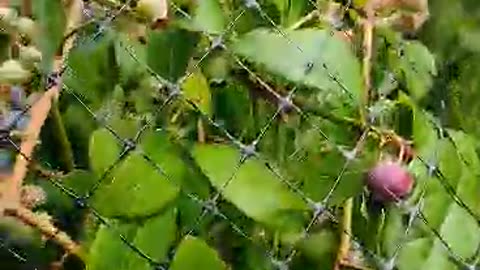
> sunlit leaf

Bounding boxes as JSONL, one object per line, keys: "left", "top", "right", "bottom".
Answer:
{"left": 91, "top": 129, "right": 187, "bottom": 218}
{"left": 89, "top": 128, "right": 122, "bottom": 176}
{"left": 181, "top": 70, "right": 212, "bottom": 116}
{"left": 87, "top": 208, "right": 176, "bottom": 270}
{"left": 193, "top": 0, "right": 225, "bottom": 34}
{"left": 192, "top": 143, "right": 308, "bottom": 235}
{"left": 232, "top": 28, "right": 362, "bottom": 105}
{"left": 169, "top": 236, "right": 227, "bottom": 270}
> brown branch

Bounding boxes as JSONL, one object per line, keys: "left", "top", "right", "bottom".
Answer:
{"left": 5, "top": 207, "right": 80, "bottom": 254}
{"left": 2, "top": 0, "right": 83, "bottom": 212}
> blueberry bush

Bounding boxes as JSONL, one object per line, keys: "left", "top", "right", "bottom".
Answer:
{"left": 1, "top": 0, "right": 480, "bottom": 269}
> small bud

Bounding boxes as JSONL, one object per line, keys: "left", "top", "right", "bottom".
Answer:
{"left": 0, "top": 60, "right": 31, "bottom": 84}
{"left": 19, "top": 45, "right": 42, "bottom": 69}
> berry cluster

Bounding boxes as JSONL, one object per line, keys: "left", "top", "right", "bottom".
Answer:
{"left": 0, "top": 7, "right": 42, "bottom": 175}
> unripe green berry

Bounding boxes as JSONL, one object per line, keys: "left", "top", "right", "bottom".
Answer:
{"left": 135, "top": 0, "right": 168, "bottom": 24}
{"left": 19, "top": 45, "right": 42, "bottom": 69}
{"left": 0, "top": 59, "right": 31, "bottom": 84}
{"left": 0, "top": 7, "right": 18, "bottom": 29}
{"left": 14, "top": 16, "right": 37, "bottom": 40}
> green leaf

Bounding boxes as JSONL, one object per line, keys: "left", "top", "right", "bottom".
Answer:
{"left": 92, "top": 129, "right": 187, "bottom": 218}
{"left": 398, "top": 137, "right": 480, "bottom": 269}
{"left": 87, "top": 208, "right": 177, "bottom": 270}
{"left": 40, "top": 170, "right": 97, "bottom": 212}
{"left": 87, "top": 223, "right": 142, "bottom": 270}
{"left": 232, "top": 28, "right": 362, "bottom": 105}
{"left": 193, "top": 0, "right": 225, "bottom": 34}
{"left": 181, "top": 70, "right": 212, "bottom": 116}
{"left": 92, "top": 152, "right": 180, "bottom": 218}
{"left": 398, "top": 41, "right": 437, "bottom": 101}
{"left": 64, "top": 32, "right": 118, "bottom": 108}
{"left": 133, "top": 207, "right": 177, "bottom": 262}
{"left": 147, "top": 28, "right": 200, "bottom": 82}
{"left": 169, "top": 236, "right": 227, "bottom": 270}
{"left": 299, "top": 229, "right": 337, "bottom": 267}
{"left": 32, "top": 0, "right": 66, "bottom": 71}
{"left": 115, "top": 34, "right": 148, "bottom": 84}
{"left": 272, "top": 0, "right": 308, "bottom": 27}
{"left": 89, "top": 128, "right": 122, "bottom": 176}
{"left": 192, "top": 143, "right": 308, "bottom": 235}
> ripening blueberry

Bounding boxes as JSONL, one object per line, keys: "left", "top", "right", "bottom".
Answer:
{"left": 10, "top": 85, "right": 25, "bottom": 109}
{"left": 366, "top": 160, "right": 414, "bottom": 202}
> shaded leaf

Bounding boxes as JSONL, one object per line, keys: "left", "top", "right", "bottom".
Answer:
{"left": 398, "top": 41, "right": 437, "bottom": 101}
{"left": 64, "top": 32, "right": 118, "bottom": 108}
{"left": 147, "top": 28, "right": 200, "bottom": 82}
{"left": 115, "top": 34, "right": 148, "bottom": 84}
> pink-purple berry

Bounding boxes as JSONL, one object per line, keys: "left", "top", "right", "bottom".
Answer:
{"left": 366, "top": 161, "right": 414, "bottom": 202}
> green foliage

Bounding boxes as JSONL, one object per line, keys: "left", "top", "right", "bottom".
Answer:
{"left": 169, "top": 236, "right": 227, "bottom": 270}
{"left": 192, "top": 143, "right": 308, "bottom": 240}
{"left": 5, "top": 0, "right": 480, "bottom": 269}
{"left": 232, "top": 28, "right": 363, "bottom": 107}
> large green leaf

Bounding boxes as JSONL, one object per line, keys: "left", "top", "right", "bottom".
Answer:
{"left": 192, "top": 0, "right": 225, "bottom": 34}
{"left": 91, "top": 130, "right": 186, "bottom": 218}
{"left": 232, "top": 28, "right": 362, "bottom": 105}
{"left": 169, "top": 236, "right": 227, "bottom": 270}
{"left": 147, "top": 28, "right": 200, "bottom": 82}
{"left": 87, "top": 208, "right": 177, "bottom": 270}
{"left": 192, "top": 143, "right": 308, "bottom": 235}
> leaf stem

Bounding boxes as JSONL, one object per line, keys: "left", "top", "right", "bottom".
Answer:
{"left": 50, "top": 100, "right": 75, "bottom": 171}
{"left": 288, "top": 10, "right": 319, "bottom": 31}
{"left": 360, "top": 14, "right": 374, "bottom": 125}
{"left": 334, "top": 197, "right": 353, "bottom": 270}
